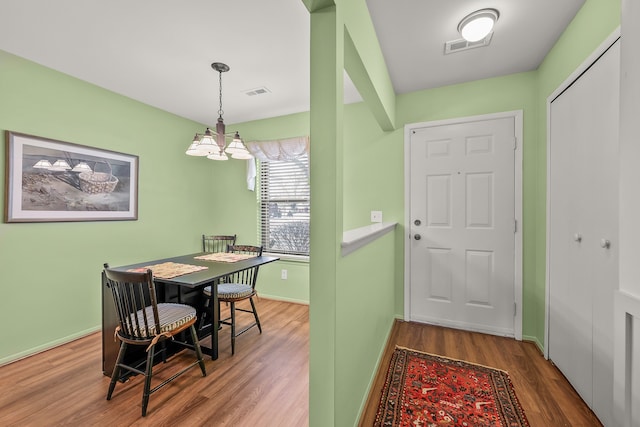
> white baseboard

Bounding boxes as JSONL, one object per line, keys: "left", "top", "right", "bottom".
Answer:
{"left": 522, "top": 335, "right": 544, "bottom": 354}
{"left": 0, "top": 325, "right": 101, "bottom": 367}
{"left": 258, "top": 294, "right": 309, "bottom": 305}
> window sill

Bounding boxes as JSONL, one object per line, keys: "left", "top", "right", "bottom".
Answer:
{"left": 263, "top": 252, "right": 309, "bottom": 263}
{"left": 341, "top": 222, "right": 397, "bottom": 256}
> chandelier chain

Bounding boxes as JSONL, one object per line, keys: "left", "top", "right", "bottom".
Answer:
{"left": 218, "top": 70, "right": 224, "bottom": 118}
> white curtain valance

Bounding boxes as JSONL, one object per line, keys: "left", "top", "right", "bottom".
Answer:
{"left": 245, "top": 136, "right": 309, "bottom": 161}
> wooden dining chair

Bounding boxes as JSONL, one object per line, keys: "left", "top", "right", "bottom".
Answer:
{"left": 202, "top": 234, "right": 236, "bottom": 253}
{"left": 198, "top": 234, "right": 236, "bottom": 332}
{"left": 202, "top": 245, "right": 263, "bottom": 355}
{"left": 103, "top": 263, "right": 206, "bottom": 417}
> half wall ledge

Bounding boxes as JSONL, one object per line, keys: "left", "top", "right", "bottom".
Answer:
{"left": 341, "top": 222, "right": 397, "bottom": 257}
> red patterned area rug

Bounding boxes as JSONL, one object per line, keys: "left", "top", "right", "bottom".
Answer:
{"left": 375, "top": 347, "right": 529, "bottom": 427}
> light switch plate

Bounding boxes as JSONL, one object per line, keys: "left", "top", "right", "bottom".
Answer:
{"left": 371, "top": 211, "right": 383, "bottom": 223}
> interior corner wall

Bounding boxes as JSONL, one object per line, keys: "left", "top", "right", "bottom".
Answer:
{"left": 0, "top": 50, "right": 220, "bottom": 364}
{"left": 217, "top": 112, "right": 312, "bottom": 304}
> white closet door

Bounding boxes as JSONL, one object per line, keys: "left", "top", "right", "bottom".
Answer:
{"left": 549, "top": 70, "right": 594, "bottom": 407}
{"left": 548, "top": 39, "right": 619, "bottom": 427}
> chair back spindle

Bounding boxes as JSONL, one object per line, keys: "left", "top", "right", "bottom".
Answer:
{"left": 225, "top": 245, "right": 263, "bottom": 289}
{"left": 202, "top": 234, "right": 237, "bottom": 253}
{"left": 104, "top": 267, "right": 161, "bottom": 340}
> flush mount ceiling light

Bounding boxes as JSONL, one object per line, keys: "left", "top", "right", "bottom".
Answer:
{"left": 458, "top": 8, "right": 499, "bottom": 42}
{"left": 186, "top": 62, "right": 253, "bottom": 161}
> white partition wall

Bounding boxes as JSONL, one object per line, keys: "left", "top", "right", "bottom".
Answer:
{"left": 615, "top": 0, "right": 640, "bottom": 425}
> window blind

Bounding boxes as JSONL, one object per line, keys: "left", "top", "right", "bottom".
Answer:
{"left": 259, "top": 155, "right": 310, "bottom": 256}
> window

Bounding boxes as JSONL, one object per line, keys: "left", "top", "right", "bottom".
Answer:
{"left": 259, "top": 155, "right": 310, "bottom": 256}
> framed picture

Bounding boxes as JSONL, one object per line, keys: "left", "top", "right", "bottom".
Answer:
{"left": 4, "top": 131, "right": 138, "bottom": 222}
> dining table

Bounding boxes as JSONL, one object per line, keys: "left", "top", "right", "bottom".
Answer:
{"left": 101, "top": 251, "right": 279, "bottom": 377}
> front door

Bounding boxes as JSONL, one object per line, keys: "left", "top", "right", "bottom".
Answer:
{"left": 406, "top": 113, "right": 520, "bottom": 337}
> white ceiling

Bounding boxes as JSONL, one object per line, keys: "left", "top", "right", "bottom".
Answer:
{"left": 0, "top": 0, "right": 584, "bottom": 127}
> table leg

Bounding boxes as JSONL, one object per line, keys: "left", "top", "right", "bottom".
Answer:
{"left": 211, "top": 279, "right": 219, "bottom": 359}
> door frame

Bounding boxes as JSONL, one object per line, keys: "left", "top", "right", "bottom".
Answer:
{"left": 544, "top": 28, "right": 621, "bottom": 359}
{"left": 404, "top": 111, "right": 523, "bottom": 340}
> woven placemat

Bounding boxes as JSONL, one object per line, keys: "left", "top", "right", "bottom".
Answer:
{"left": 194, "top": 253, "right": 256, "bottom": 263}
{"left": 128, "top": 262, "right": 208, "bottom": 279}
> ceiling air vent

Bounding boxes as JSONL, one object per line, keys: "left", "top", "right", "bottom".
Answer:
{"left": 243, "top": 87, "right": 271, "bottom": 96}
{"left": 444, "top": 33, "right": 493, "bottom": 54}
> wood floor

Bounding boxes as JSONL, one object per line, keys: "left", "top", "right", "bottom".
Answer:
{"left": 0, "top": 299, "right": 309, "bottom": 427}
{"left": 359, "top": 320, "right": 603, "bottom": 427}
{"left": 0, "top": 300, "right": 601, "bottom": 426}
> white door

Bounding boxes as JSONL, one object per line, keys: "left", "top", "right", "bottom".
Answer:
{"left": 548, "top": 39, "right": 619, "bottom": 427}
{"left": 407, "top": 114, "right": 519, "bottom": 337}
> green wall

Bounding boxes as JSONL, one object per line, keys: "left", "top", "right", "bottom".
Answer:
{"left": 336, "top": 231, "right": 396, "bottom": 424}
{"left": 0, "top": 51, "right": 304, "bottom": 364}
{"left": 0, "top": 0, "right": 622, "bottom": 425}
{"left": 0, "top": 50, "right": 206, "bottom": 363}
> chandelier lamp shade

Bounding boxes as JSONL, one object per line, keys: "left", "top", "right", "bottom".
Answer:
{"left": 33, "top": 159, "right": 53, "bottom": 169}
{"left": 32, "top": 159, "right": 94, "bottom": 173}
{"left": 186, "top": 62, "right": 253, "bottom": 161}
{"left": 458, "top": 8, "right": 499, "bottom": 42}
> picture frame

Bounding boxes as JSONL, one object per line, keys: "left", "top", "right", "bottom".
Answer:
{"left": 4, "top": 131, "right": 138, "bottom": 222}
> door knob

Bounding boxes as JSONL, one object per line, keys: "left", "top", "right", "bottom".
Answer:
{"left": 573, "top": 233, "right": 582, "bottom": 242}
{"left": 600, "top": 239, "right": 611, "bottom": 249}
{"left": 414, "top": 234, "right": 422, "bottom": 241}
{"left": 414, "top": 219, "right": 422, "bottom": 226}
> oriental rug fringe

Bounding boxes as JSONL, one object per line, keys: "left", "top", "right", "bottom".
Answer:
{"left": 374, "top": 346, "right": 529, "bottom": 427}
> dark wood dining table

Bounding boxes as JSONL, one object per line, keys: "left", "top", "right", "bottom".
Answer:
{"left": 102, "top": 252, "right": 279, "bottom": 377}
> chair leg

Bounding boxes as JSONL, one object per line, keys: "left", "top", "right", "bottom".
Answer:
{"left": 198, "top": 295, "right": 211, "bottom": 331}
{"left": 160, "top": 340, "right": 167, "bottom": 364}
{"left": 230, "top": 302, "right": 236, "bottom": 355}
{"left": 141, "top": 345, "right": 155, "bottom": 417}
{"left": 249, "top": 297, "right": 262, "bottom": 334}
{"left": 189, "top": 325, "right": 207, "bottom": 376}
{"left": 107, "top": 342, "right": 127, "bottom": 400}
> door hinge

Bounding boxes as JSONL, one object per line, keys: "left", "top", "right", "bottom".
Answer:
{"left": 514, "top": 302, "right": 517, "bottom": 317}
{"left": 513, "top": 137, "right": 517, "bottom": 150}
{"left": 514, "top": 219, "right": 517, "bottom": 233}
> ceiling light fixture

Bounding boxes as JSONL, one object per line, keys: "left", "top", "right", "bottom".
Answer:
{"left": 186, "top": 62, "right": 253, "bottom": 161}
{"left": 458, "top": 8, "right": 499, "bottom": 42}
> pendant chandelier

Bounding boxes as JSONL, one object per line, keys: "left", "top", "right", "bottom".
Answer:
{"left": 185, "top": 62, "right": 253, "bottom": 161}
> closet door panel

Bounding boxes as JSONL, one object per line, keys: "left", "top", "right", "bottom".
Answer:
{"left": 549, "top": 39, "right": 619, "bottom": 427}
{"left": 549, "top": 78, "right": 594, "bottom": 406}
{"left": 589, "top": 41, "right": 619, "bottom": 426}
